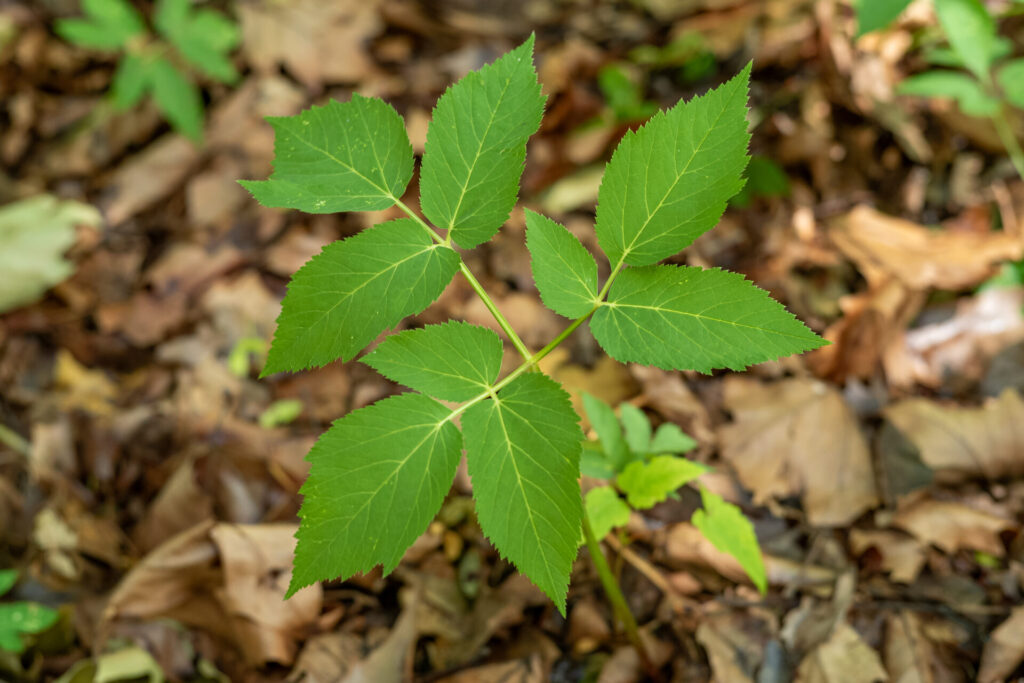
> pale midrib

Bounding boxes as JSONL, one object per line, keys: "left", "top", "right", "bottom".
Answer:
{"left": 610, "top": 302, "right": 812, "bottom": 340}
{"left": 280, "top": 123, "right": 391, "bottom": 197}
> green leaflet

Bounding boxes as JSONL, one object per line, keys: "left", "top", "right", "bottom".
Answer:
{"left": 525, "top": 209, "right": 598, "bottom": 319}
{"left": 584, "top": 487, "right": 631, "bottom": 542}
{"left": 363, "top": 321, "right": 503, "bottom": 401}
{"left": 898, "top": 71, "right": 1000, "bottom": 117}
{"left": 591, "top": 265, "right": 826, "bottom": 373}
{"left": 154, "top": 0, "right": 240, "bottom": 84}
{"left": 998, "top": 59, "right": 1024, "bottom": 109}
{"left": 288, "top": 394, "right": 462, "bottom": 597}
{"left": 595, "top": 64, "right": 751, "bottom": 267}
{"left": 934, "top": 0, "right": 998, "bottom": 80}
{"left": 617, "top": 455, "right": 708, "bottom": 509}
{"left": 649, "top": 423, "right": 697, "bottom": 454}
{"left": 0, "top": 572, "right": 59, "bottom": 654}
{"left": 111, "top": 54, "right": 151, "bottom": 110}
{"left": 855, "top": 0, "right": 913, "bottom": 35}
{"left": 149, "top": 56, "right": 205, "bottom": 143}
{"left": 692, "top": 487, "right": 767, "bottom": 594}
{"left": 463, "top": 373, "right": 583, "bottom": 613}
{"left": 55, "top": 0, "right": 145, "bottom": 51}
{"left": 242, "top": 95, "right": 415, "bottom": 214}
{"left": 419, "top": 36, "right": 546, "bottom": 248}
{"left": 582, "top": 393, "right": 630, "bottom": 472}
{"left": 262, "top": 219, "right": 459, "bottom": 375}
{"left": 618, "top": 403, "right": 651, "bottom": 454}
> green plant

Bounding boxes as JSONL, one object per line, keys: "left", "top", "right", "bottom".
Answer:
{"left": 241, "top": 37, "right": 823, "bottom": 626}
{"left": 0, "top": 570, "right": 59, "bottom": 653}
{"left": 597, "top": 64, "right": 659, "bottom": 123}
{"left": 56, "top": 0, "right": 240, "bottom": 143}
{"left": 579, "top": 394, "right": 765, "bottom": 652}
{"left": 857, "top": 0, "right": 1024, "bottom": 178}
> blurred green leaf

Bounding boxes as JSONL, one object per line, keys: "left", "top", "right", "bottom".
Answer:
{"left": 618, "top": 403, "right": 651, "bottom": 454}
{"left": 155, "top": 0, "right": 240, "bottom": 83}
{"left": 855, "top": 0, "right": 912, "bottom": 35}
{"left": 149, "top": 56, "right": 204, "bottom": 142}
{"left": 0, "top": 602, "right": 59, "bottom": 654}
{"left": 731, "top": 155, "right": 791, "bottom": 208}
{"left": 997, "top": 58, "right": 1024, "bottom": 109}
{"left": 648, "top": 423, "right": 697, "bottom": 454}
{"left": 55, "top": 0, "right": 145, "bottom": 51}
{"left": 692, "top": 487, "right": 766, "bottom": 593}
{"left": 598, "top": 64, "right": 658, "bottom": 122}
{"left": 258, "top": 399, "right": 304, "bottom": 428}
{"left": 584, "top": 486, "right": 631, "bottom": 541}
{"left": 0, "top": 196, "right": 102, "bottom": 314}
{"left": 617, "top": 455, "right": 708, "bottom": 509}
{"left": 583, "top": 393, "right": 630, "bottom": 472}
{"left": 934, "top": 0, "right": 998, "bottom": 79}
{"left": 898, "top": 70, "right": 1000, "bottom": 117}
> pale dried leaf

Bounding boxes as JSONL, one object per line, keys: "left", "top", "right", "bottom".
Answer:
{"left": 978, "top": 607, "right": 1024, "bottom": 683}
{"left": 892, "top": 497, "right": 1015, "bottom": 556}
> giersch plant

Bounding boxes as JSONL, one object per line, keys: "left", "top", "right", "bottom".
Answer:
{"left": 242, "top": 35, "right": 824, "bottom": 658}
{"left": 56, "top": 0, "right": 240, "bottom": 143}
{"left": 857, "top": 0, "right": 1024, "bottom": 179}
{"left": 579, "top": 394, "right": 765, "bottom": 651}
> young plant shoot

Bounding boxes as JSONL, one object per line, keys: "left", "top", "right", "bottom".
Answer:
{"left": 241, "top": 36, "right": 825, "bottom": 615}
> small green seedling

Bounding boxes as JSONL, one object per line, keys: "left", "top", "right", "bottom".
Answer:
{"left": 857, "top": 0, "right": 1024, "bottom": 179}
{"left": 241, "top": 37, "right": 824, "bottom": 619}
{"left": 598, "top": 64, "right": 659, "bottom": 123}
{"left": 0, "top": 570, "right": 59, "bottom": 654}
{"left": 629, "top": 33, "right": 716, "bottom": 85}
{"left": 580, "top": 394, "right": 766, "bottom": 593}
{"left": 56, "top": 0, "right": 240, "bottom": 143}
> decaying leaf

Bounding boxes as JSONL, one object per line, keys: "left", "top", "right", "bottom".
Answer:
{"left": 892, "top": 497, "right": 1016, "bottom": 556}
{"left": 884, "top": 389, "right": 1024, "bottom": 484}
{"left": 718, "top": 377, "right": 879, "bottom": 526}
{"left": 795, "top": 623, "right": 887, "bottom": 683}
{"left": 978, "top": 607, "right": 1024, "bottom": 683}
{"left": 849, "top": 529, "right": 925, "bottom": 584}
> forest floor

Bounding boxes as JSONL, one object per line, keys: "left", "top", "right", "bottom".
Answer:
{"left": 2, "top": 0, "right": 1024, "bottom": 681}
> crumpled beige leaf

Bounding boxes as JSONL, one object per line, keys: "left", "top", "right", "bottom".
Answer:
{"left": 238, "top": 0, "right": 382, "bottom": 90}
{"left": 795, "top": 623, "right": 887, "bottom": 683}
{"left": 884, "top": 611, "right": 960, "bottom": 683}
{"left": 892, "top": 497, "right": 1016, "bottom": 556}
{"left": 0, "top": 194, "right": 101, "bottom": 313}
{"left": 884, "top": 389, "right": 1024, "bottom": 484}
{"left": 718, "top": 377, "right": 879, "bottom": 526}
{"left": 978, "top": 607, "right": 1024, "bottom": 683}
{"left": 103, "top": 521, "right": 322, "bottom": 666}
{"left": 830, "top": 205, "right": 1024, "bottom": 291}
{"left": 849, "top": 529, "right": 925, "bottom": 584}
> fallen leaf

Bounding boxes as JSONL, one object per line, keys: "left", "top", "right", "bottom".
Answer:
{"left": 884, "top": 611, "right": 960, "bottom": 683}
{"left": 829, "top": 206, "right": 1024, "bottom": 291}
{"left": 238, "top": 0, "right": 383, "bottom": 90}
{"left": 340, "top": 590, "right": 419, "bottom": 683}
{"left": 103, "top": 136, "right": 200, "bottom": 225}
{"left": 718, "top": 377, "right": 879, "bottom": 526}
{"left": 892, "top": 497, "right": 1016, "bottom": 556}
{"left": 978, "top": 606, "right": 1024, "bottom": 683}
{"left": 884, "top": 389, "right": 1024, "bottom": 484}
{"left": 849, "top": 529, "right": 925, "bottom": 583}
{"left": 795, "top": 623, "right": 887, "bottom": 683}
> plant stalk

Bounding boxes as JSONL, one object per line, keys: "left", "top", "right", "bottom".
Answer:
{"left": 582, "top": 509, "right": 658, "bottom": 678}
{"left": 392, "top": 197, "right": 533, "bottom": 362}
{"left": 991, "top": 107, "right": 1024, "bottom": 181}
{"left": 0, "top": 423, "right": 30, "bottom": 458}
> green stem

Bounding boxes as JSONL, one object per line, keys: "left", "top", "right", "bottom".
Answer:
{"left": 991, "top": 107, "right": 1024, "bottom": 181}
{"left": 392, "top": 197, "right": 533, "bottom": 362}
{"left": 582, "top": 509, "right": 657, "bottom": 677}
{"left": 0, "top": 423, "right": 30, "bottom": 458}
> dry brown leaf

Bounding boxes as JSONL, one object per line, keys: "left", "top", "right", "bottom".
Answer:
{"left": 884, "top": 389, "right": 1024, "bottom": 484}
{"left": 718, "top": 377, "right": 879, "bottom": 526}
{"left": 132, "top": 459, "right": 214, "bottom": 553}
{"left": 103, "top": 521, "right": 322, "bottom": 666}
{"left": 978, "top": 606, "right": 1024, "bottom": 683}
{"left": 695, "top": 610, "right": 770, "bottom": 683}
{"left": 238, "top": 0, "right": 383, "bottom": 90}
{"left": 887, "top": 288, "right": 1024, "bottom": 390}
{"left": 435, "top": 658, "right": 544, "bottom": 683}
{"left": 849, "top": 529, "right": 925, "bottom": 584}
{"left": 795, "top": 623, "right": 887, "bottom": 683}
{"left": 103, "top": 136, "right": 199, "bottom": 225}
{"left": 884, "top": 611, "right": 962, "bottom": 683}
{"left": 630, "top": 364, "right": 714, "bottom": 445}
{"left": 829, "top": 206, "right": 1023, "bottom": 291}
{"left": 892, "top": 497, "right": 1016, "bottom": 556}
{"left": 288, "top": 632, "right": 363, "bottom": 683}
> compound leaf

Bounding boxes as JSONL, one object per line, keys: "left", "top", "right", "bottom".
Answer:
{"left": 263, "top": 219, "right": 459, "bottom": 375}
{"left": 149, "top": 56, "right": 204, "bottom": 143}
{"left": 463, "top": 373, "right": 583, "bottom": 613}
{"left": 898, "top": 70, "right": 1000, "bottom": 117}
{"left": 934, "top": 0, "right": 998, "bottom": 80}
{"left": 55, "top": 0, "right": 145, "bottom": 51}
{"left": 591, "top": 265, "right": 825, "bottom": 373}
{"left": 595, "top": 64, "right": 750, "bottom": 267}
{"left": 855, "top": 0, "right": 912, "bottom": 35}
{"left": 111, "top": 53, "right": 152, "bottom": 110}
{"left": 582, "top": 393, "right": 630, "bottom": 472}
{"left": 525, "top": 209, "right": 598, "bottom": 318}
{"left": 242, "top": 96, "right": 414, "bottom": 213}
{"left": 692, "top": 487, "right": 767, "bottom": 593}
{"left": 998, "top": 59, "right": 1024, "bottom": 109}
{"left": 288, "top": 393, "right": 462, "bottom": 596}
{"left": 649, "top": 423, "right": 697, "bottom": 454}
{"left": 363, "top": 321, "right": 503, "bottom": 401}
{"left": 585, "top": 487, "right": 631, "bottom": 541}
{"left": 420, "top": 36, "right": 545, "bottom": 248}
{"left": 617, "top": 455, "right": 707, "bottom": 509}
{"left": 618, "top": 403, "right": 651, "bottom": 454}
